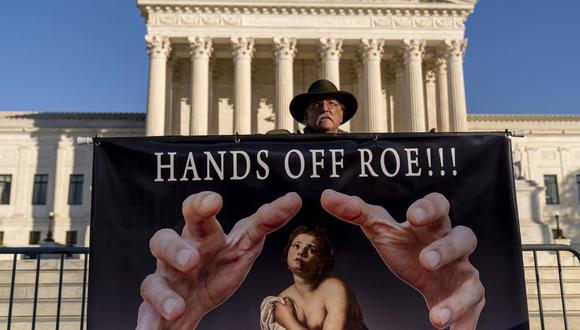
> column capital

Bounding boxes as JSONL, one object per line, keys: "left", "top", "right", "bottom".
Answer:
{"left": 435, "top": 56, "right": 448, "bottom": 70}
{"left": 444, "top": 39, "right": 468, "bottom": 59}
{"left": 360, "top": 38, "right": 384, "bottom": 61}
{"left": 273, "top": 37, "right": 297, "bottom": 61}
{"left": 423, "top": 60, "right": 437, "bottom": 82}
{"left": 231, "top": 37, "right": 255, "bottom": 59}
{"left": 319, "top": 38, "right": 343, "bottom": 61}
{"left": 402, "top": 39, "right": 426, "bottom": 60}
{"left": 188, "top": 36, "right": 213, "bottom": 60}
{"left": 424, "top": 68, "right": 436, "bottom": 83}
{"left": 145, "top": 35, "right": 171, "bottom": 59}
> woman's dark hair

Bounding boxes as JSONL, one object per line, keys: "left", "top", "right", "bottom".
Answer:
{"left": 282, "top": 226, "right": 335, "bottom": 276}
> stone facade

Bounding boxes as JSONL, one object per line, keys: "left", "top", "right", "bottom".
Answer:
{"left": 0, "top": 0, "right": 578, "bottom": 249}
{"left": 0, "top": 113, "right": 578, "bottom": 248}
{"left": 469, "top": 114, "right": 580, "bottom": 245}
{"left": 0, "top": 112, "right": 143, "bottom": 247}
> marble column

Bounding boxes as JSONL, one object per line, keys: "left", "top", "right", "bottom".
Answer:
{"left": 350, "top": 57, "right": 364, "bottom": 133}
{"left": 208, "top": 58, "right": 218, "bottom": 134}
{"left": 445, "top": 39, "right": 468, "bottom": 131}
{"left": 273, "top": 38, "right": 297, "bottom": 131}
{"left": 384, "top": 65, "right": 397, "bottom": 132}
{"left": 424, "top": 63, "right": 438, "bottom": 131}
{"left": 403, "top": 39, "right": 426, "bottom": 132}
{"left": 319, "top": 38, "right": 342, "bottom": 87}
{"left": 392, "top": 53, "right": 407, "bottom": 131}
{"left": 52, "top": 139, "right": 69, "bottom": 220}
{"left": 232, "top": 37, "right": 255, "bottom": 134}
{"left": 188, "top": 37, "right": 213, "bottom": 135}
{"left": 319, "top": 38, "right": 347, "bottom": 131}
{"left": 145, "top": 35, "right": 171, "bottom": 136}
{"left": 164, "top": 58, "right": 176, "bottom": 135}
{"left": 360, "top": 38, "right": 385, "bottom": 132}
{"left": 435, "top": 57, "right": 450, "bottom": 132}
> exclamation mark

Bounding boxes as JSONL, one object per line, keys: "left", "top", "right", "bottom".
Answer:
{"left": 426, "top": 148, "right": 433, "bottom": 176}
{"left": 451, "top": 147, "right": 457, "bottom": 176}
{"left": 439, "top": 148, "right": 445, "bottom": 176}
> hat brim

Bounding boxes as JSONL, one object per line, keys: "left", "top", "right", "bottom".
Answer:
{"left": 290, "top": 90, "right": 358, "bottom": 125}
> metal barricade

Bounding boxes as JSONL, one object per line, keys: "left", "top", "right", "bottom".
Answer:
{"left": 522, "top": 244, "right": 580, "bottom": 330}
{"left": 0, "top": 244, "right": 578, "bottom": 329}
{"left": 0, "top": 247, "right": 89, "bottom": 330}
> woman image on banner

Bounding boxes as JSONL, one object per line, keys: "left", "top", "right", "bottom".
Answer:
{"left": 260, "top": 226, "right": 367, "bottom": 330}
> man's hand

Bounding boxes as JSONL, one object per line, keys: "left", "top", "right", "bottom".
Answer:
{"left": 321, "top": 189, "right": 485, "bottom": 330}
{"left": 136, "top": 191, "right": 302, "bottom": 329}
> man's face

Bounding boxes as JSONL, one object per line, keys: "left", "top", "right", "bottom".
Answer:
{"left": 305, "top": 98, "right": 344, "bottom": 133}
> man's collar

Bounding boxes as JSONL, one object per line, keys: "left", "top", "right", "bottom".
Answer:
{"left": 303, "top": 126, "right": 347, "bottom": 134}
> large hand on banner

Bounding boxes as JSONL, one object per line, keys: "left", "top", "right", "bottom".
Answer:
{"left": 321, "top": 189, "right": 485, "bottom": 330}
{"left": 136, "top": 191, "right": 302, "bottom": 330}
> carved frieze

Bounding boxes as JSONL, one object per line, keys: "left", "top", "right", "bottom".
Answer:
{"left": 372, "top": 15, "right": 463, "bottom": 29}
{"left": 143, "top": 5, "right": 469, "bottom": 31}
{"left": 148, "top": 13, "right": 242, "bottom": 26}
{"left": 246, "top": 16, "right": 370, "bottom": 28}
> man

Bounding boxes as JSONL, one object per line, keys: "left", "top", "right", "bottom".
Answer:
{"left": 137, "top": 80, "right": 485, "bottom": 330}
{"left": 289, "top": 79, "right": 357, "bottom": 134}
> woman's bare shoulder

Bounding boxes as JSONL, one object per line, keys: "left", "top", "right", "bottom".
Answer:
{"left": 278, "top": 285, "right": 294, "bottom": 297}
{"left": 319, "top": 276, "right": 349, "bottom": 293}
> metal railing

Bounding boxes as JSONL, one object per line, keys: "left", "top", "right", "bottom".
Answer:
{"left": 0, "top": 245, "right": 578, "bottom": 329}
{"left": 0, "top": 247, "right": 89, "bottom": 330}
{"left": 522, "top": 244, "right": 580, "bottom": 330}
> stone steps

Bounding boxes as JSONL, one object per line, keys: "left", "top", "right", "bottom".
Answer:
{"left": 0, "top": 316, "right": 87, "bottom": 330}
{"left": 0, "top": 258, "right": 87, "bottom": 328}
{"left": 0, "top": 259, "right": 86, "bottom": 270}
{"left": 528, "top": 312, "right": 580, "bottom": 330}
{"left": 0, "top": 298, "right": 85, "bottom": 317}
{"left": 0, "top": 283, "right": 86, "bottom": 300}
{"left": 527, "top": 293, "right": 580, "bottom": 311}
{"left": 0, "top": 272, "right": 86, "bottom": 285}
{"left": 524, "top": 267, "right": 580, "bottom": 281}
{"left": 0, "top": 257, "right": 580, "bottom": 328}
{"left": 523, "top": 263, "right": 580, "bottom": 328}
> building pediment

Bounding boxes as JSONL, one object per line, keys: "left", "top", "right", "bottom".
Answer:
{"left": 468, "top": 114, "right": 580, "bottom": 135}
{"left": 138, "top": 0, "right": 476, "bottom": 5}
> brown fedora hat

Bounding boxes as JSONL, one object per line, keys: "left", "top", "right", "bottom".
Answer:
{"left": 290, "top": 79, "right": 358, "bottom": 124}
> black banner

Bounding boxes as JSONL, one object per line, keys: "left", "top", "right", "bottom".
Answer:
{"left": 88, "top": 133, "right": 529, "bottom": 329}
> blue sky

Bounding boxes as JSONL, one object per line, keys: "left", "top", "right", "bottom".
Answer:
{"left": 0, "top": 1, "right": 578, "bottom": 115}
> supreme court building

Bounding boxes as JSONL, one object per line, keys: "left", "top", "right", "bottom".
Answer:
{"left": 139, "top": 0, "right": 475, "bottom": 136}
{"left": 0, "top": 0, "right": 579, "bottom": 250}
